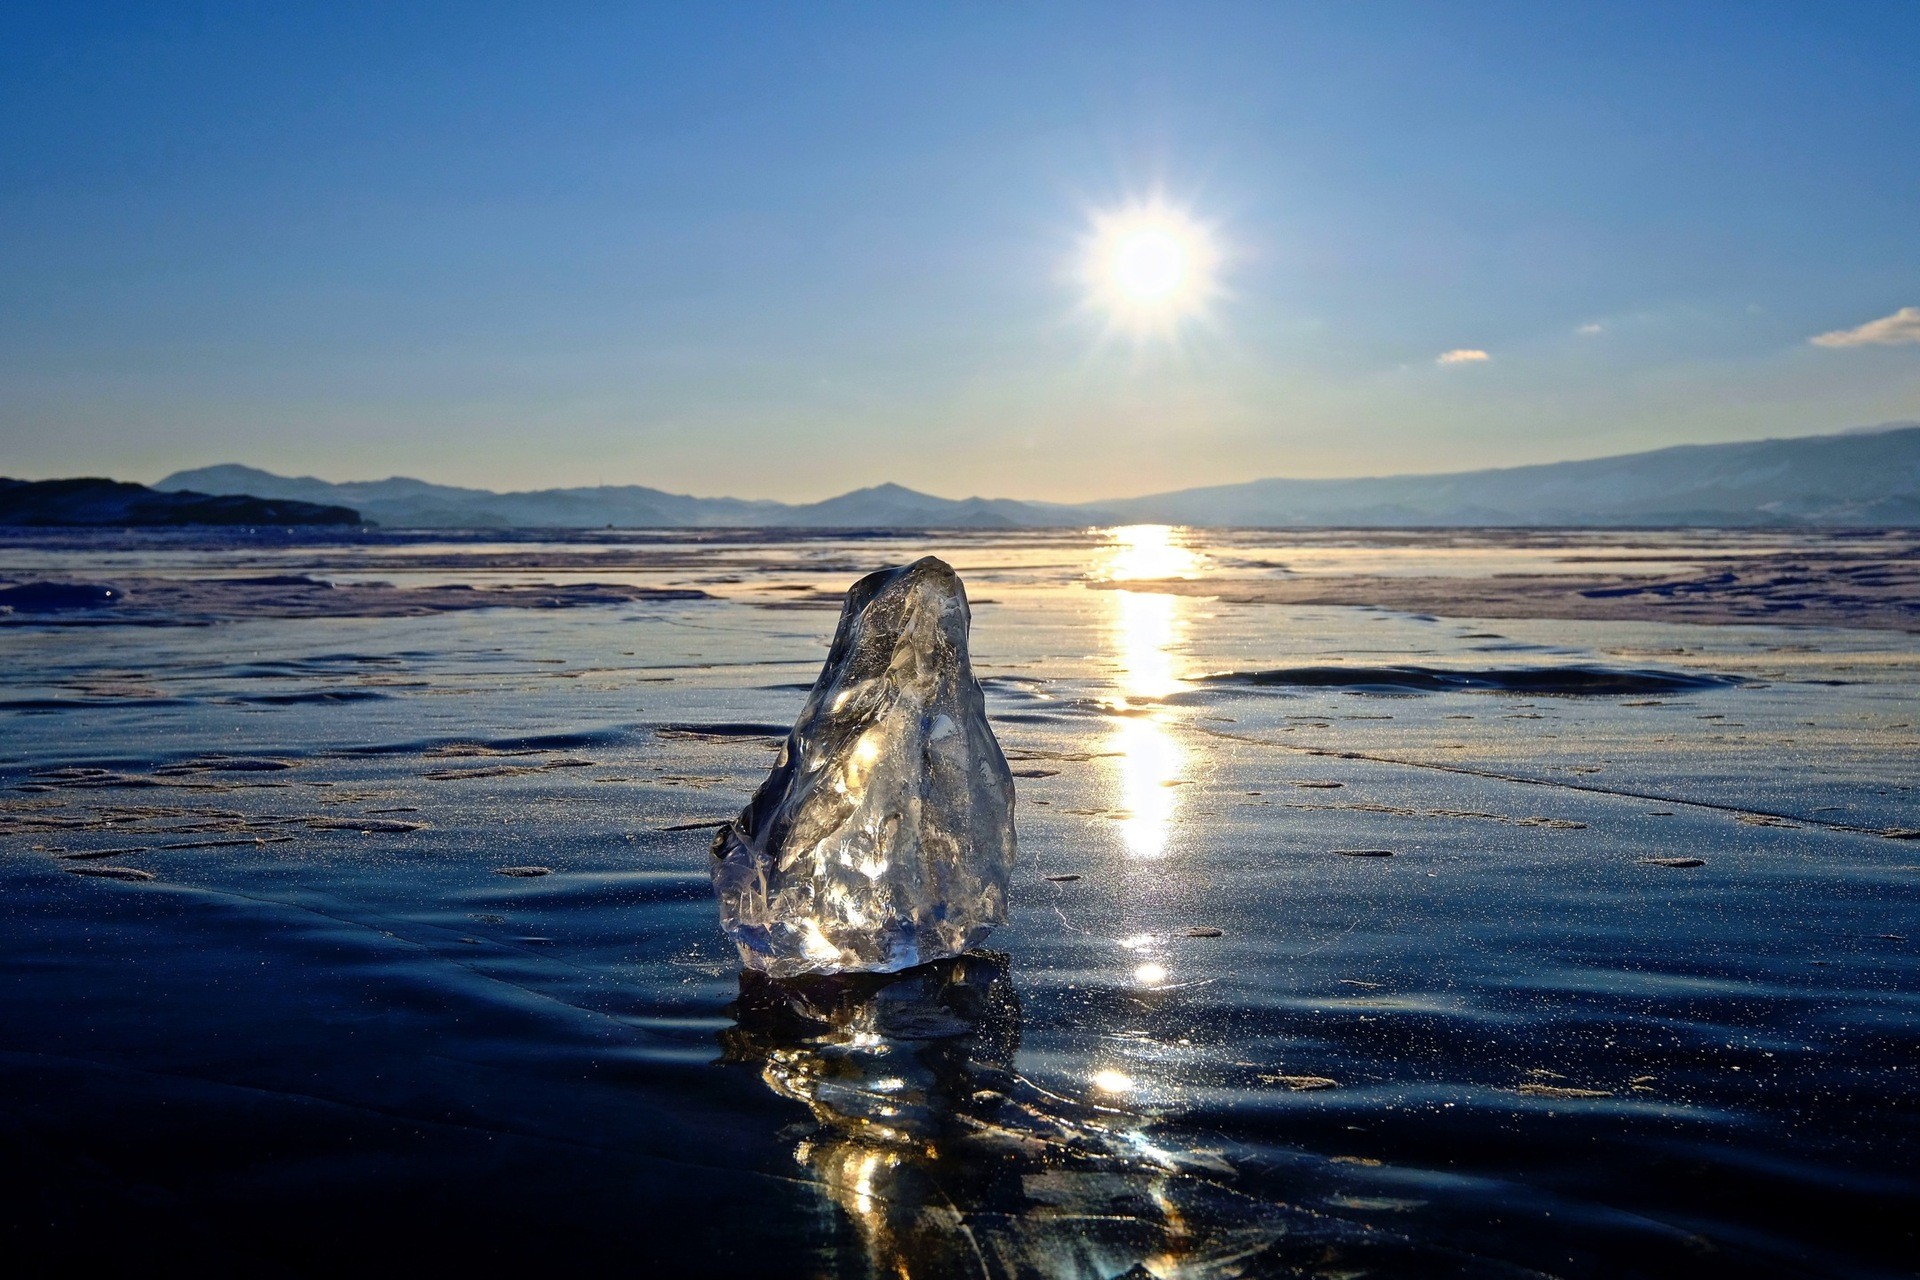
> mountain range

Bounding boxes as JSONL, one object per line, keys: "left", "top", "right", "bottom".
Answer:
{"left": 0, "top": 477, "right": 361, "bottom": 528}
{"left": 157, "top": 423, "right": 1920, "bottom": 529}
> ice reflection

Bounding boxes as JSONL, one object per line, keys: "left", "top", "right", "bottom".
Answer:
{"left": 721, "top": 956, "right": 1359, "bottom": 1278}
{"left": 1098, "top": 523, "right": 1206, "bottom": 583}
{"left": 1103, "top": 528, "right": 1193, "bottom": 861}
{"left": 1113, "top": 715, "right": 1183, "bottom": 860}
{"left": 1114, "top": 589, "right": 1186, "bottom": 701}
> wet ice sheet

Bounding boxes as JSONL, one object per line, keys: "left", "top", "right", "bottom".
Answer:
{"left": 1, "top": 527, "right": 1916, "bottom": 1276}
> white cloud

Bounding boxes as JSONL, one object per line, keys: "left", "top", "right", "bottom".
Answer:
{"left": 1436, "top": 348, "right": 1490, "bottom": 365}
{"left": 1576, "top": 322, "right": 1604, "bottom": 336}
{"left": 1810, "top": 306, "right": 1920, "bottom": 348}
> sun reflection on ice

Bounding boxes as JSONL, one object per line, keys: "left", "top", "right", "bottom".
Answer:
{"left": 1113, "top": 717, "right": 1183, "bottom": 859}
{"left": 1115, "top": 591, "right": 1186, "bottom": 701}
{"left": 1133, "top": 961, "right": 1169, "bottom": 986}
{"left": 1098, "top": 525, "right": 1197, "bottom": 861}
{"left": 1099, "top": 523, "right": 1206, "bottom": 584}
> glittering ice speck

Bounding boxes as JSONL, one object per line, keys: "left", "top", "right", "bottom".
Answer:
{"left": 712, "top": 556, "right": 1017, "bottom": 977}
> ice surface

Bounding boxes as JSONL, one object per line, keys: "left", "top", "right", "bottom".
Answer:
{"left": 8, "top": 527, "right": 1920, "bottom": 1274}
{"left": 711, "top": 556, "right": 1016, "bottom": 977}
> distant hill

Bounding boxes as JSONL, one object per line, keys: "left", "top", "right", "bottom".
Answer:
{"left": 1102, "top": 423, "right": 1920, "bottom": 527}
{"left": 0, "top": 477, "right": 362, "bottom": 527}
{"left": 155, "top": 423, "right": 1920, "bottom": 529}
{"left": 156, "top": 465, "right": 1102, "bottom": 529}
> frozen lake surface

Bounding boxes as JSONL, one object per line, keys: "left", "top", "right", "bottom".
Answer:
{"left": 2, "top": 526, "right": 1916, "bottom": 1276}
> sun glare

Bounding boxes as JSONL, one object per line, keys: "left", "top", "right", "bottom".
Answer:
{"left": 1084, "top": 203, "right": 1219, "bottom": 334}
{"left": 1099, "top": 523, "right": 1205, "bottom": 583}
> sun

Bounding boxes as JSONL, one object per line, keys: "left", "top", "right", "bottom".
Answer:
{"left": 1084, "top": 202, "right": 1219, "bottom": 334}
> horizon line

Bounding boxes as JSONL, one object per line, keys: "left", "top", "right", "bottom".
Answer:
{"left": 135, "top": 420, "right": 1920, "bottom": 508}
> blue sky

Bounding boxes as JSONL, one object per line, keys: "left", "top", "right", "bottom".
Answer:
{"left": 3, "top": 2, "right": 1917, "bottom": 500}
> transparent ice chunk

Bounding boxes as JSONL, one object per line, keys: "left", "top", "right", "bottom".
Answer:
{"left": 711, "top": 556, "right": 1017, "bottom": 977}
